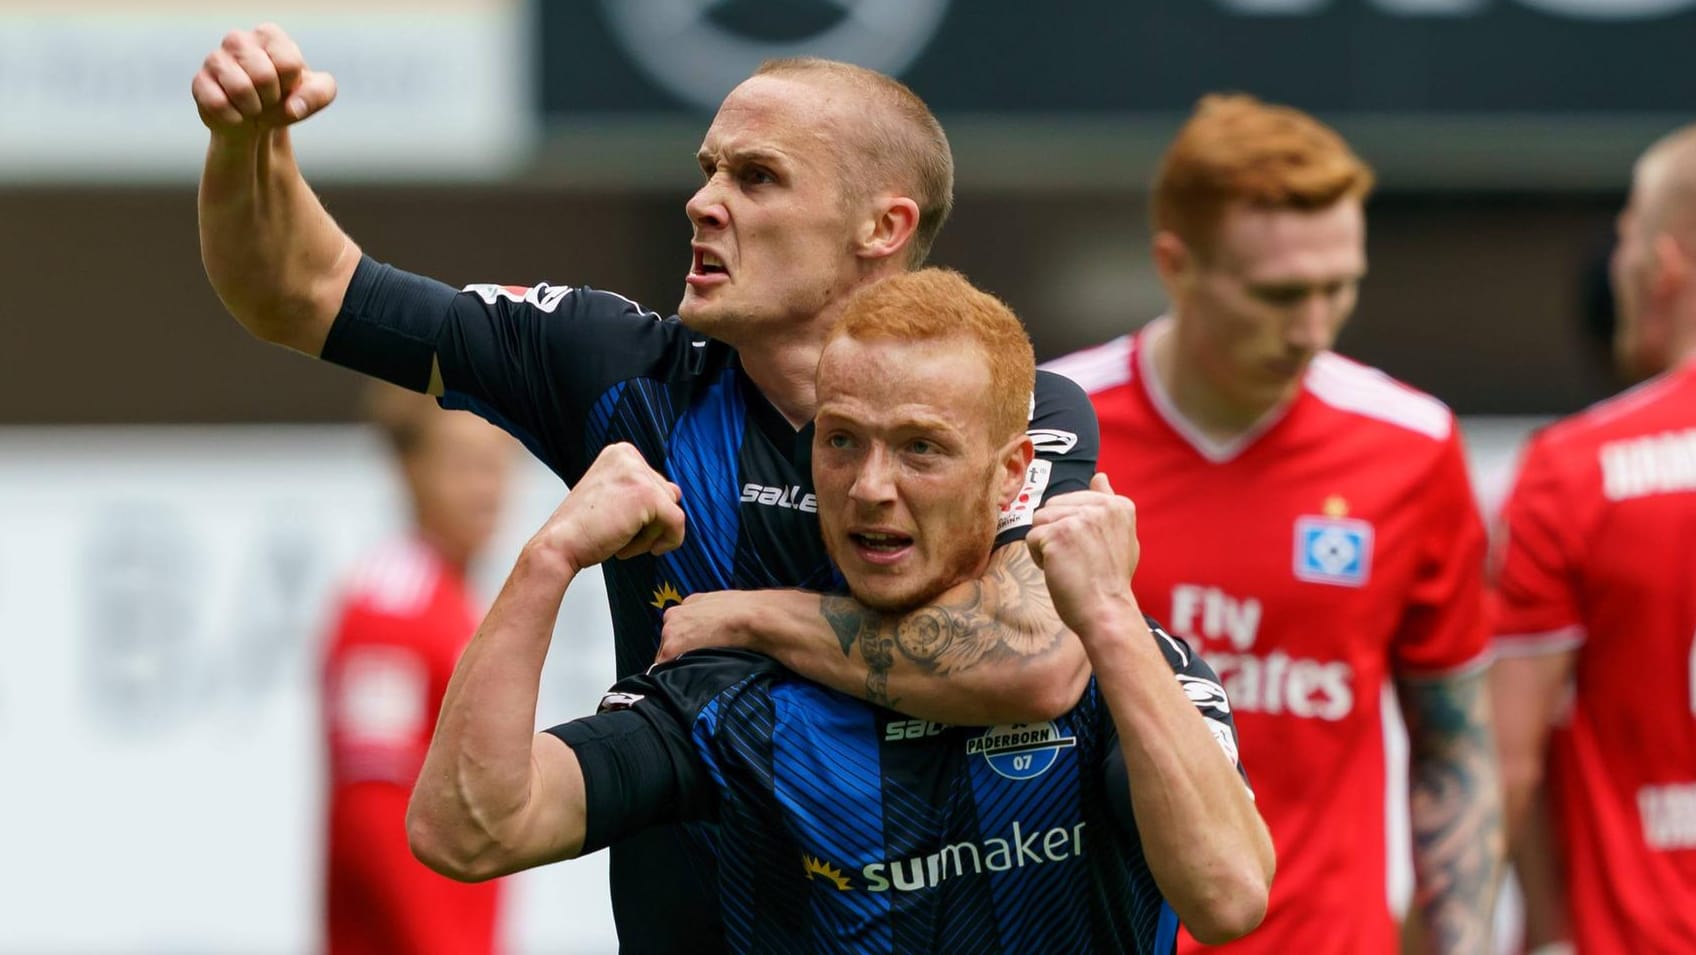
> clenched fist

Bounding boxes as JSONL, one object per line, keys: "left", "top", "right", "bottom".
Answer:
{"left": 531, "top": 443, "right": 687, "bottom": 571}
{"left": 1025, "top": 473, "right": 1142, "bottom": 636}
{"left": 192, "top": 23, "right": 337, "bottom": 132}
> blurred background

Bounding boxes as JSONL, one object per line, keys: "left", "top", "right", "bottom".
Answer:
{"left": 2, "top": 0, "right": 1690, "bottom": 951}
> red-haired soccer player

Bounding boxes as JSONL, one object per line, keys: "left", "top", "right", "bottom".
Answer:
{"left": 1045, "top": 96, "right": 1502, "bottom": 954}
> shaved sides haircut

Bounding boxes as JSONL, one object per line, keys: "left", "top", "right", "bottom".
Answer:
{"left": 756, "top": 57, "right": 954, "bottom": 267}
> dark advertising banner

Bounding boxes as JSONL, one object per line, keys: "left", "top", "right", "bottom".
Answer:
{"left": 542, "top": 1, "right": 1696, "bottom": 117}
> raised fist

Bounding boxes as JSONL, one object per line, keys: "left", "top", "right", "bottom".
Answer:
{"left": 192, "top": 23, "right": 337, "bottom": 132}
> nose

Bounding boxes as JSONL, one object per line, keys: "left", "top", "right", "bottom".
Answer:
{"left": 1286, "top": 293, "right": 1334, "bottom": 354}
{"left": 686, "top": 178, "right": 728, "bottom": 232}
{"left": 848, "top": 447, "right": 898, "bottom": 507}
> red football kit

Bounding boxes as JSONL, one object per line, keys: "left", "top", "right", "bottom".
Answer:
{"left": 1046, "top": 319, "right": 1488, "bottom": 954}
{"left": 322, "top": 538, "right": 501, "bottom": 955}
{"left": 1492, "top": 358, "right": 1696, "bottom": 955}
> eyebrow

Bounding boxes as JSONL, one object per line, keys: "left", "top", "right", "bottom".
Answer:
{"left": 696, "top": 146, "right": 790, "bottom": 169}
{"left": 818, "top": 408, "right": 965, "bottom": 439}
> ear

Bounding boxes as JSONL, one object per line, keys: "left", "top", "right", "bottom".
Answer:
{"left": 996, "top": 434, "right": 1036, "bottom": 511}
{"left": 856, "top": 196, "right": 921, "bottom": 264}
{"left": 1151, "top": 230, "right": 1197, "bottom": 299}
{"left": 1651, "top": 232, "right": 1690, "bottom": 303}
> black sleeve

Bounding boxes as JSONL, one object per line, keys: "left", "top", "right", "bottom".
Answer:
{"left": 542, "top": 648, "right": 778, "bottom": 853}
{"left": 1103, "top": 617, "right": 1252, "bottom": 832}
{"left": 994, "top": 369, "right": 1102, "bottom": 546}
{"left": 321, "top": 255, "right": 695, "bottom": 482}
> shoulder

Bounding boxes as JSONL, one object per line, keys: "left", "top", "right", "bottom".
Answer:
{"left": 607, "top": 648, "right": 784, "bottom": 724}
{"left": 458, "top": 282, "right": 666, "bottom": 322}
{"left": 1538, "top": 365, "right": 1694, "bottom": 451}
{"left": 1040, "top": 335, "right": 1134, "bottom": 396}
{"left": 1030, "top": 370, "right": 1100, "bottom": 439}
{"left": 338, "top": 539, "right": 444, "bottom": 620}
{"left": 1304, "top": 352, "right": 1455, "bottom": 444}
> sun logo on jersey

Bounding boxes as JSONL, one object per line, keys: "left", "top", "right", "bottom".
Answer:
{"left": 650, "top": 581, "right": 684, "bottom": 609}
{"left": 802, "top": 854, "right": 852, "bottom": 891}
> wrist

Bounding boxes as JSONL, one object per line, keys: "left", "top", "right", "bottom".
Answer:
{"left": 1073, "top": 594, "right": 1147, "bottom": 653}
{"left": 519, "top": 534, "right": 582, "bottom": 581}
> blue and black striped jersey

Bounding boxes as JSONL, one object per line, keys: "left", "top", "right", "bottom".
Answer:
{"left": 322, "top": 257, "right": 1104, "bottom": 953}
{"left": 549, "top": 626, "right": 1246, "bottom": 954}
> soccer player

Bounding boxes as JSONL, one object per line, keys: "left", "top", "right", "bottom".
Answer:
{"left": 321, "top": 385, "right": 516, "bottom": 954}
{"left": 407, "top": 269, "right": 1275, "bottom": 953}
{"left": 1043, "top": 95, "right": 1502, "bottom": 954}
{"left": 1491, "top": 124, "right": 1696, "bottom": 954}
{"left": 193, "top": 25, "right": 1097, "bottom": 951}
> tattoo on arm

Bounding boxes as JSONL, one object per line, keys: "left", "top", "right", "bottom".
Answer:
{"left": 817, "top": 544, "right": 1068, "bottom": 709}
{"left": 1400, "top": 670, "right": 1504, "bottom": 955}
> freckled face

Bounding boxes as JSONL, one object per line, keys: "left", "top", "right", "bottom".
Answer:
{"left": 812, "top": 336, "right": 1023, "bottom": 612}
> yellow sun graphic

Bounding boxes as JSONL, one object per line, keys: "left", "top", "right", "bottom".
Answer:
{"left": 650, "top": 581, "right": 684, "bottom": 610}
{"left": 801, "top": 854, "right": 852, "bottom": 892}
{"left": 1322, "top": 495, "right": 1350, "bottom": 518}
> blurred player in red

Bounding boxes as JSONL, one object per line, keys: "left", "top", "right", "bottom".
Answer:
{"left": 1491, "top": 124, "right": 1696, "bottom": 954}
{"left": 322, "top": 385, "right": 517, "bottom": 954}
{"left": 1044, "top": 95, "right": 1502, "bottom": 954}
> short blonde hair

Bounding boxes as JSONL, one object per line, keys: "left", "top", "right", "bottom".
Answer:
{"left": 825, "top": 268, "right": 1033, "bottom": 444}
{"left": 1153, "top": 94, "right": 1374, "bottom": 257}
{"left": 756, "top": 57, "right": 954, "bottom": 267}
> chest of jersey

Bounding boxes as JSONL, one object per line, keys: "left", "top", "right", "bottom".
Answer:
{"left": 1097, "top": 396, "right": 1434, "bottom": 722}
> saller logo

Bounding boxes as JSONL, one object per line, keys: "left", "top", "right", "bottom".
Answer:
{"left": 740, "top": 483, "right": 817, "bottom": 513}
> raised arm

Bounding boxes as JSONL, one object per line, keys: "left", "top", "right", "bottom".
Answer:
{"left": 406, "top": 444, "right": 687, "bottom": 881}
{"left": 1396, "top": 669, "right": 1505, "bottom": 955}
{"left": 193, "top": 23, "right": 358, "bottom": 356}
{"left": 1027, "top": 474, "right": 1272, "bottom": 943}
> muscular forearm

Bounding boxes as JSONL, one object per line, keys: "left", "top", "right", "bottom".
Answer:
{"left": 408, "top": 544, "right": 585, "bottom": 880}
{"left": 1087, "top": 599, "right": 1271, "bottom": 944}
{"left": 198, "top": 126, "right": 357, "bottom": 354}
{"left": 740, "top": 544, "right": 1089, "bottom": 724}
{"left": 1401, "top": 672, "right": 1505, "bottom": 955}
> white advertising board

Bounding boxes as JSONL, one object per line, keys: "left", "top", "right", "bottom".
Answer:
{"left": 0, "top": 1, "right": 534, "bottom": 182}
{"left": 0, "top": 426, "right": 617, "bottom": 953}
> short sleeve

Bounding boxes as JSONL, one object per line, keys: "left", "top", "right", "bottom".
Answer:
{"left": 1488, "top": 431, "right": 1586, "bottom": 656}
{"left": 1390, "top": 426, "right": 1492, "bottom": 678}
{"left": 996, "top": 370, "right": 1102, "bottom": 545}
{"left": 323, "top": 256, "right": 695, "bottom": 482}
{"left": 544, "top": 649, "right": 775, "bottom": 853}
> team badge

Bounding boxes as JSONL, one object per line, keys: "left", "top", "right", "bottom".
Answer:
{"left": 1293, "top": 515, "right": 1374, "bottom": 587}
{"left": 966, "top": 722, "right": 1077, "bottom": 780}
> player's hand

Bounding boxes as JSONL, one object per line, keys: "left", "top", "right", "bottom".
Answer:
{"left": 533, "top": 443, "right": 686, "bottom": 570}
{"left": 1025, "top": 473, "right": 1141, "bottom": 635}
{"left": 657, "top": 591, "right": 753, "bottom": 663}
{"left": 192, "top": 23, "right": 337, "bottom": 133}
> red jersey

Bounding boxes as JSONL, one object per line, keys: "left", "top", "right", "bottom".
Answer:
{"left": 1491, "top": 359, "right": 1696, "bottom": 955}
{"left": 1046, "top": 321, "right": 1488, "bottom": 955}
{"left": 321, "top": 538, "right": 501, "bottom": 955}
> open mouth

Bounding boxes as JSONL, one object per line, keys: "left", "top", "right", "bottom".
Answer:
{"left": 692, "top": 248, "right": 729, "bottom": 277}
{"left": 850, "top": 531, "right": 914, "bottom": 564}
